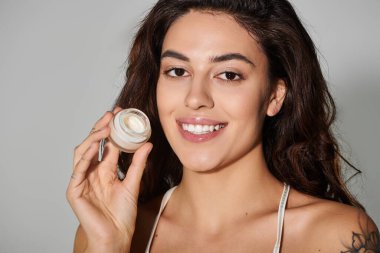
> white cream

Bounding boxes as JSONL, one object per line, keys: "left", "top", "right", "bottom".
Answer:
{"left": 125, "top": 115, "right": 145, "bottom": 134}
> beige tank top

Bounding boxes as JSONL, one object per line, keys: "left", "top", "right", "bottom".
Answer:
{"left": 145, "top": 184, "right": 290, "bottom": 253}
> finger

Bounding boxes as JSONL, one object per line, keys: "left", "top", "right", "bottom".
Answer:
{"left": 69, "top": 142, "right": 99, "bottom": 188}
{"left": 102, "top": 138, "right": 120, "bottom": 165}
{"left": 112, "top": 106, "right": 123, "bottom": 114}
{"left": 73, "top": 126, "right": 110, "bottom": 167}
{"left": 96, "top": 140, "right": 120, "bottom": 182}
{"left": 95, "top": 106, "right": 123, "bottom": 165}
{"left": 93, "top": 111, "right": 115, "bottom": 133}
{"left": 100, "top": 106, "right": 123, "bottom": 163}
{"left": 122, "top": 142, "right": 153, "bottom": 199}
{"left": 73, "top": 111, "right": 114, "bottom": 162}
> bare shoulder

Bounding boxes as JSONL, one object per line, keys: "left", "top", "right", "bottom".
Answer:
{"left": 285, "top": 190, "right": 379, "bottom": 252}
{"left": 316, "top": 201, "right": 379, "bottom": 253}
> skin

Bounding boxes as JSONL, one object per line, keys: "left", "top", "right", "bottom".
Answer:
{"left": 67, "top": 107, "right": 154, "bottom": 253}
{"left": 154, "top": 10, "right": 287, "bottom": 250}
{"left": 68, "top": 10, "right": 379, "bottom": 253}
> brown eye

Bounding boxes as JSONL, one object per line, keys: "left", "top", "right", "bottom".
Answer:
{"left": 217, "top": 71, "right": 242, "bottom": 81}
{"left": 165, "top": 67, "right": 189, "bottom": 77}
{"left": 174, "top": 68, "right": 185, "bottom": 76}
{"left": 225, "top": 72, "right": 237, "bottom": 80}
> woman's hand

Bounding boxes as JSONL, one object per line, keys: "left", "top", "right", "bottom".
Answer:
{"left": 66, "top": 108, "right": 153, "bottom": 253}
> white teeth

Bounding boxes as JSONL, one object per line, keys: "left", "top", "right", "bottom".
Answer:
{"left": 181, "top": 123, "right": 225, "bottom": 134}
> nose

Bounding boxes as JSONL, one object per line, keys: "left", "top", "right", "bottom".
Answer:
{"left": 184, "top": 77, "right": 214, "bottom": 110}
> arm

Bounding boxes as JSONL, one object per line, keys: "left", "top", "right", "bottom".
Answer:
{"left": 73, "top": 225, "right": 87, "bottom": 253}
{"left": 298, "top": 202, "right": 379, "bottom": 253}
{"left": 66, "top": 108, "right": 153, "bottom": 253}
{"left": 339, "top": 211, "right": 379, "bottom": 253}
{"left": 73, "top": 225, "right": 128, "bottom": 253}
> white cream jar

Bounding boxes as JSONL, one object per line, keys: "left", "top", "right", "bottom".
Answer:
{"left": 108, "top": 108, "right": 151, "bottom": 153}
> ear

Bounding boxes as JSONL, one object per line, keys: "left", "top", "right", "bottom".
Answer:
{"left": 266, "top": 79, "right": 286, "bottom": 117}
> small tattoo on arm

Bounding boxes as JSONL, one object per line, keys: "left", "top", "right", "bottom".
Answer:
{"left": 340, "top": 213, "right": 380, "bottom": 253}
{"left": 341, "top": 230, "right": 379, "bottom": 253}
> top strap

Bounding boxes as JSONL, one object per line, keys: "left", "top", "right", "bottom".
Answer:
{"left": 145, "top": 186, "right": 177, "bottom": 253}
{"left": 273, "top": 183, "right": 290, "bottom": 253}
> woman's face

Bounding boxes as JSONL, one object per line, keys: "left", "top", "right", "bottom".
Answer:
{"left": 156, "top": 11, "right": 284, "bottom": 172}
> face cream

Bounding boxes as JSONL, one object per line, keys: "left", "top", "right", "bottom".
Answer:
{"left": 108, "top": 108, "right": 151, "bottom": 153}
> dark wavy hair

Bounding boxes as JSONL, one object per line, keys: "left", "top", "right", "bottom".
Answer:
{"left": 113, "top": 0, "right": 363, "bottom": 208}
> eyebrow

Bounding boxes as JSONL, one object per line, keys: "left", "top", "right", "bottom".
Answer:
{"left": 161, "top": 50, "right": 189, "bottom": 61}
{"left": 161, "top": 50, "right": 255, "bottom": 66}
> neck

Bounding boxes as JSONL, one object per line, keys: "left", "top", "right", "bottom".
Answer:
{"left": 172, "top": 144, "right": 284, "bottom": 234}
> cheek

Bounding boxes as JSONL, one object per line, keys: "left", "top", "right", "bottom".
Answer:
{"left": 157, "top": 80, "right": 173, "bottom": 114}
{"left": 156, "top": 83, "right": 164, "bottom": 115}
{"left": 221, "top": 85, "right": 268, "bottom": 144}
{"left": 223, "top": 86, "right": 267, "bottom": 121}
{"left": 156, "top": 79, "right": 182, "bottom": 129}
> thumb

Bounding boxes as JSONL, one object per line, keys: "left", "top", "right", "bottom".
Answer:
{"left": 122, "top": 142, "right": 153, "bottom": 199}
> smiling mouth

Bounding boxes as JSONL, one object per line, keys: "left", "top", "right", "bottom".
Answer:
{"left": 181, "top": 123, "right": 226, "bottom": 135}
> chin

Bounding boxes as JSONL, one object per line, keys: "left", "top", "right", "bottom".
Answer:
{"left": 178, "top": 152, "right": 224, "bottom": 173}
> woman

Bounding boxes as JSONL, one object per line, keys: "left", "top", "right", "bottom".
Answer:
{"left": 66, "top": 0, "right": 379, "bottom": 252}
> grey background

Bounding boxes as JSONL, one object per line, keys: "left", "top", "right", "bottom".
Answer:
{"left": 0, "top": 0, "right": 378, "bottom": 252}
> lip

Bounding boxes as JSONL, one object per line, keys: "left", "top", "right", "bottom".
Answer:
{"left": 176, "top": 118, "right": 227, "bottom": 143}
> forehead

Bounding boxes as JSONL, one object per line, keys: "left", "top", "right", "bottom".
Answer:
{"left": 162, "top": 10, "right": 266, "bottom": 64}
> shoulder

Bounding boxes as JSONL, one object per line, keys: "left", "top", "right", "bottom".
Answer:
{"left": 316, "top": 202, "right": 379, "bottom": 252}
{"left": 285, "top": 190, "right": 379, "bottom": 252}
